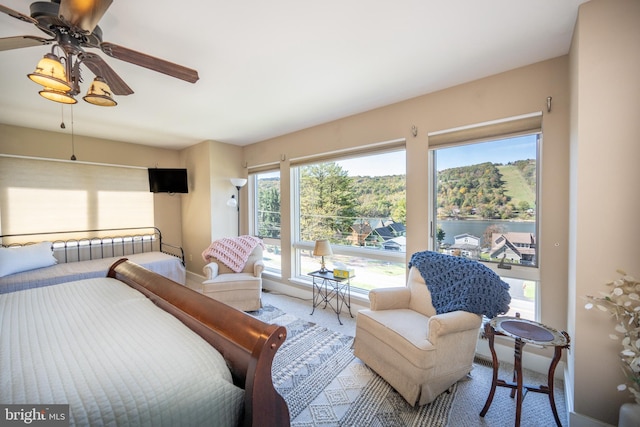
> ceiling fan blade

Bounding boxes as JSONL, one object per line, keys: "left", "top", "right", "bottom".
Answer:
{"left": 0, "top": 35, "right": 52, "bottom": 52}
{"left": 100, "top": 42, "right": 199, "bottom": 83}
{"left": 58, "top": 0, "right": 113, "bottom": 33}
{"left": 0, "top": 4, "right": 38, "bottom": 25}
{"left": 79, "top": 52, "right": 134, "bottom": 96}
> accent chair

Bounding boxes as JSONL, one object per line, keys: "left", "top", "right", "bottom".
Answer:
{"left": 353, "top": 266, "right": 483, "bottom": 406}
{"left": 202, "top": 245, "right": 264, "bottom": 311}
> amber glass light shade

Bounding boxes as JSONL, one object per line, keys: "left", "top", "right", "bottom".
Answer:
{"left": 27, "top": 53, "right": 72, "bottom": 92}
{"left": 39, "top": 88, "right": 77, "bottom": 104}
{"left": 83, "top": 77, "right": 117, "bottom": 106}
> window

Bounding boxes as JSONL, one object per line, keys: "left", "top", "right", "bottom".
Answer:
{"left": 430, "top": 129, "right": 540, "bottom": 320}
{"left": 251, "top": 170, "right": 282, "bottom": 274}
{"left": 292, "top": 148, "right": 406, "bottom": 292}
{"left": 0, "top": 156, "right": 153, "bottom": 237}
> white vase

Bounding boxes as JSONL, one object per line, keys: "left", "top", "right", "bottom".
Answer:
{"left": 619, "top": 403, "right": 640, "bottom": 427}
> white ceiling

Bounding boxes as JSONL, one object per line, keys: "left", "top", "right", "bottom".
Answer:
{"left": 0, "top": 0, "right": 587, "bottom": 150}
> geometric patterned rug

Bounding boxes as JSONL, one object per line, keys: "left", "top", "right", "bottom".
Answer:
{"left": 251, "top": 305, "right": 457, "bottom": 427}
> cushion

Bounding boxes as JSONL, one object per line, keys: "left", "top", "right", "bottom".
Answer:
{"left": 0, "top": 242, "right": 57, "bottom": 278}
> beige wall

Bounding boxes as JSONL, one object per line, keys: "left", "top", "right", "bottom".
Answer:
{"left": 244, "top": 56, "right": 571, "bottom": 333}
{"left": 2, "top": 2, "right": 638, "bottom": 422}
{"left": 569, "top": 0, "right": 640, "bottom": 424}
{"left": 179, "top": 140, "right": 244, "bottom": 274}
{"left": 0, "top": 123, "right": 184, "bottom": 246}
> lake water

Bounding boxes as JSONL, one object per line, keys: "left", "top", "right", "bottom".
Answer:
{"left": 437, "top": 219, "right": 535, "bottom": 245}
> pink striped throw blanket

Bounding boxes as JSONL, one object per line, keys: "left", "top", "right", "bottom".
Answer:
{"left": 201, "top": 235, "right": 264, "bottom": 272}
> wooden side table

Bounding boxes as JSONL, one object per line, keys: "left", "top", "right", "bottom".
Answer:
{"left": 308, "top": 270, "right": 353, "bottom": 325}
{"left": 479, "top": 314, "right": 570, "bottom": 427}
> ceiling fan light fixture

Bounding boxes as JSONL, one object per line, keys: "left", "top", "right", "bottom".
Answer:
{"left": 83, "top": 77, "right": 117, "bottom": 107}
{"left": 39, "top": 88, "right": 77, "bottom": 104}
{"left": 27, "top": 53, "right": 72, "bottom": 92}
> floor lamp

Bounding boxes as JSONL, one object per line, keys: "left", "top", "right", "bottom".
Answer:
{"left": 227, "top": 178, "right": 247, "bottom": 235}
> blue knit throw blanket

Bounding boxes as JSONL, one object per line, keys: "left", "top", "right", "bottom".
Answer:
{"left": 408, "top": 251, "right": 511, "bottom": 318}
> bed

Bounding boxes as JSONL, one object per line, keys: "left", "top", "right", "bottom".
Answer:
{"left": 0, "top": 227, "right": 186, "bottom": 293}
{"left": 0, "top": 259, "right": 290, "bottom": 427}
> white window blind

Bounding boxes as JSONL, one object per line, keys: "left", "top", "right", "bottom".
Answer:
{"left": 0, "top": 156, "right": 153, "bottom": 236}
{"left": 428, "top": 113, "right": 542, "bottom": 147}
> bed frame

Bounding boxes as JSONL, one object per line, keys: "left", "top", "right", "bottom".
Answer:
{"left": 108, "top": 259, "right": 290, "bottom": 427}
{"left": 0, "top": 226, "right": 185, "bottom": 265}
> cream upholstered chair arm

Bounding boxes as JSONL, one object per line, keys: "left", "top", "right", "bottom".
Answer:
{"left": 426, "top": 310, "right": 482, "bottom": 344}
{"left": 253, "top": 259, "right": 265, "bottom": 277}
{"left": 368, "top": 287, "right": 411, "bottom": 311}
{"left": 203, "top": 262, "right": 220, "bottom": 280}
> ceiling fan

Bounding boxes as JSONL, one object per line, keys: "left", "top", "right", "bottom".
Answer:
{"left": 0, "top": 0, "right": 199, "bottom": 106}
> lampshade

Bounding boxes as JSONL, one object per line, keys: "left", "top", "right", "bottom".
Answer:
{"left": 27, "top": 53, "right": 72, "bottom": 92}
{"left": 83, "top": 77, "right": 117, "bottom": 106}
{"left": 313, "top": 239, "right": 333, "bottom": 257}
{"left": 230, "top": 178, "right": 247, "bottom": 188}
{"left": 38, "top": 88, "right": 77, "bottom": 104}
{"left": 227, "top": 194, "right": 237, "bottom": 207}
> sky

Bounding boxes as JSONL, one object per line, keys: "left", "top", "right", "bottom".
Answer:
{"left": 435, "top": 134, "right": 538, "bottom": 171}
{"left": 336, "top": 150, "right": 406, "bottom": 177}
{"left": 335, "top": 134, "right": 537, "bottom": 176}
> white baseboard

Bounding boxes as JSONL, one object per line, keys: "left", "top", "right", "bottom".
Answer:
{"left": 262, "top": 275, "right": 370, "bottom": 313}
{"left": 185, "top": 270, "right": 205, "bottom": 291}
{"left": 199, "top": 272, "right": 565, "bottom": 380}
{"left": 569, "top": 411, "right": 613, "bottom": 427}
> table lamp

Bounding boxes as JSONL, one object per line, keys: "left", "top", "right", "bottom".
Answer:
{"left": 313, "top": 239, "right": 333, "bottom": 273}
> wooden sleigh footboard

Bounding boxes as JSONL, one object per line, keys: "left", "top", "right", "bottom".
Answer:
{"left": 107, "top": 259, "right": 290, "bottom": 427}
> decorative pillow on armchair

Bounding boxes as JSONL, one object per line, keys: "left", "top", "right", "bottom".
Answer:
{"left": 0, "top": 242, "right": 58, "bottom": 278}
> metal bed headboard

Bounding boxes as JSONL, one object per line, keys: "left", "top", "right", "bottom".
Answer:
{"left": 0, "top": 227, "right": 185, "bottom": 266}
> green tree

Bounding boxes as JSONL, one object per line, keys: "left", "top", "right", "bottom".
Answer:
{"left": 391, "top": 197, "right": 406, "bottom": 224}
{"left": 436, "top": 227, "right": 446, "bottom": 248}
{"left": 299, "top": 162, "right": 357, "bottom": 243}
{"left": 257, "top": 185, "right": 280, "bottom": 238}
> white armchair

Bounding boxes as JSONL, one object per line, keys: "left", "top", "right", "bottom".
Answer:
{"left": 202, "top": 245, "right": 264, "bottom": 311}
{"left": 353, "top": 266, "right": 482, "bottom": 406}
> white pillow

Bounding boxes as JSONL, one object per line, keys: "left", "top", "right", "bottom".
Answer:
{"left": 0, "top": 242, "right": 58, "bottom": 278}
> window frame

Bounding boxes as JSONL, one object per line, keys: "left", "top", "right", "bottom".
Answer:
{"left": 290, "top": 145, "right": 407, "bottom": 291}
{"left": 249, "top": 168, "right": 282, "bottom": 276}
{"left": 428, "top": 119, "right": 542, "bottom": 320}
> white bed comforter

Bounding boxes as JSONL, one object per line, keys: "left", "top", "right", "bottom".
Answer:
{"left": 0, "top": 252, "right": 186, "bottom": 294}
{"left": 0, "top": 278, "right": 244, "bottom": 426}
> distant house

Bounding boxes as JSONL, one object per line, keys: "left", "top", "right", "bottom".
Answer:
{"left": 383, "top": 236, "right": 406, "bottom": 251}
{"left": 348, "top": 219, "right": 406, "bottom": 249}
{"left": 490, "top": 232, "right": 536, "bottom": 265}
{"left": 443, "top": 233, "right": 481, "bottom": 259}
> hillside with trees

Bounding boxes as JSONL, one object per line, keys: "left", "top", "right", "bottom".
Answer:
{"left": 257, "top": 159, "right": 535, "bottom": 241}
{"left": 437, "top": 160, "right": 536, "bottom": 220}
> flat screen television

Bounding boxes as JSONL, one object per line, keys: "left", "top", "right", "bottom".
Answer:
{"left": 148, "top": 168, "right": 188, "bottom": 193}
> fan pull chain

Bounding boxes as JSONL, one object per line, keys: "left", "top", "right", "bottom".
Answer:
{"left": 70, "top": 106, "right": 76, "bottom": 161}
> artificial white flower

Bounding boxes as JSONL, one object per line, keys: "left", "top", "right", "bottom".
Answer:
{"left": 586, "top": 270, "right": 640, "bottom": 404}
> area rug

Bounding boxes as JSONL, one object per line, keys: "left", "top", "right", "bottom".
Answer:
{"left": 250, "top": 305, "right": 457, "bottom": 427}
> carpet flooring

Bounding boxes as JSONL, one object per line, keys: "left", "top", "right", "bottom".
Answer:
{"left": 253, "top": 305, "right": 460, "bottom": 426}
{"left": 251, "top": 302, "right": 567, "bottom": 427}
